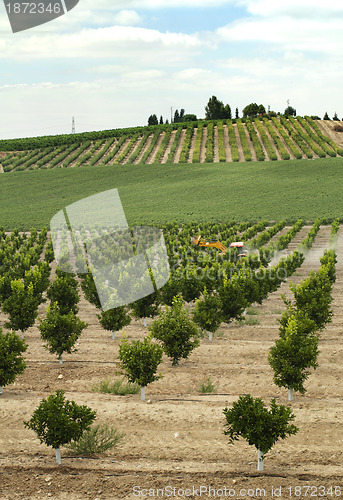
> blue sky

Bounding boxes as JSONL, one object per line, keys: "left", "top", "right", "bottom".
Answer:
{"left": 0, "top": 0, "right": 342, "bottom": 139}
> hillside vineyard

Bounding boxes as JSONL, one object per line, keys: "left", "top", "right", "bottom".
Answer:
{"left": 1, "top": 117, "right": 343, "bottom": 172}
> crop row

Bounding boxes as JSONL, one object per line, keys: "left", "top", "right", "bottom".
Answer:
{"left": 263, "top": 118, "right": 290, "bottom": 160}
{"left": 179, "top": 124, "right": 195, "bottom": 164}
{"left": 245, "top": 121, "right": 265, "bottom": 161}
{"left": 154, "top": 130, "right": 172, "bottom": 164}
{"left": 205, "top": 123, "right": 214, "bottom": 163}
{"left": 253, "top": 119, "right": 278, "bottom": 160}
{"left": 113, "top": 134, "right": 141, "bottom": 165}
{"left": 2, "top": 118, "right": 342, "bottom": 171}
{"left": 289, "top": 117, "right": 326, "bottom": 158}
{"left": 237, "top": 121, "right": 252, "bottom": 161}
{"left": 127, "top": 132, "right": 150, "bottom": 164}
{"left": 217, "top": 122, "right": 226, "bottom": 162}
{"left": 271, "top": 117, "right": 303, "bottom": 159}
{"left": 304, "top": 116, "right": 343, "bottom": 156}
{"left": 226, "top": 122, "right": 240, "bottom": 162}
{"left": 191, "top": 124, "right": 203, "bottom": 163}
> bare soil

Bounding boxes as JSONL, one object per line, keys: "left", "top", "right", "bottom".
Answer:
{"left": 0, "top": 228, "right": 342, "bottom": 499}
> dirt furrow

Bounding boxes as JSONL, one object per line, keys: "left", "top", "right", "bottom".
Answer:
{"left": 147, "top": 132, "right": 165, "bottom": 165}
{"left": 199, "top": 126, "right": 207, "bottom": 163}
{"left": 173, "top": 129, "right": 186, "bottom": 164}
{"left": 222, "top": 125, "right": 232, "bottom": 162}
{"left": 242, "top": 123, "right": 257, "bottom": 161}
{"left": 233, "top": 123, "right": 244, "bottom": 162}
{"left": 252, "top": 122, "right": 271, "bottom": 161}
{"left": 133, "top": 135, "right": 153, "bottom": 165}
{"left": 188, "top": 127, "right": 197, "bottom": 163}
{"left": 269, "top": 120, "right": 298, "bottom": 160}
{"left": 161, "top": 131, "right": 176, "bottom": 164}
{"left": 213, "top": 125, "right": 219, "bottom": 163}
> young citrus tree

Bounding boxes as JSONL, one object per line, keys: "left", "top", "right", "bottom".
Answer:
{"left": 98, "top": 306, "right": 131, "bottom": 340}
{"left": 2, "top": 279, "right": 41, "bottom": 339}
{"left": 218, "top": 277, "right": 248, "bottom": 326}
{"left": 24, "top": 390, "right": 96, "bottom": 464}
{"left": 38, "top": 303, "right": 88, "bottom": 364}
{"left": 80, "top": 271, "right": 102, "bottom": 309}
{"left": 223, "top": 394, "right": 298, "bottom": 471}
{"left": 192, "top": 287, "right": 223, "bottom": 341}
{"left": 319, "top": 249, "right": 337, "bottom": 284}
{"left": 149, "top": 294, "right": 199, "bottom": 366}
{"left": 118, "top": 334, "right": 163, "bottom": 400}
{"left": 0, "top": 328, "right": 27, "bottom": 395}
{"left": 160, "top": 274, "right": 182, "bottom": 306}
{"left": 130, "top": 291, "right": 160, "bottom": 327}
{"left": 23, "top": 263, "right": 51, "bottom": 303}
{"left": 289, "top": 266, "right": 333, "bottom": 331}
{"left": 47, "top": 273, "right": 80, "bottom": 315}
{"left": 269, "top": 313, "right": 319, "bottom": 400}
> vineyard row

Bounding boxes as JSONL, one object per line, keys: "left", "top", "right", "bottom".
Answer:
{"left": 1, "top": 117, "right": 343, "bottom": 172}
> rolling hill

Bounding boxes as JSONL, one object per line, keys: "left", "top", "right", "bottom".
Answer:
{"left": 1, "top": 116, "right": 343, "bottom": 173}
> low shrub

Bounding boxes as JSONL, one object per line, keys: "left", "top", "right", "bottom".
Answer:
{"left": 93, "top": 377, "right": 140, "bottom": 395}
{"left": 66, "top": 423, "right": 125, "bottom": 455}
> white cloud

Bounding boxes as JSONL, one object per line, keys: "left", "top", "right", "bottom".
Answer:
{"left": 113, "top": 10, "right": 143, "bottom": 26}
{"left": 217, "top": 16, "right": 343, "bottom": 55}
{"left": 0, "top": 25, "right": 204, "bottom": 61}
{"left": 241, "top": 0, "right": 343, "bottom": 18}
{"left": 79, "top": 0, "right": 238, "bottom": 9}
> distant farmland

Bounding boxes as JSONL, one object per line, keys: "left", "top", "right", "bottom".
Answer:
{"left": 1, "top": 116, "right": 343, "bottom": 173}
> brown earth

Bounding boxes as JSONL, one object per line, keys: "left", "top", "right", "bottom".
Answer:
{"left": 0, "top": 227, "right": 343, "bottom": 499}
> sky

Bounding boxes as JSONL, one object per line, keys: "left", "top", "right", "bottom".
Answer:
{"left": 0, "top": 0, "right": 342, "bottom": 139}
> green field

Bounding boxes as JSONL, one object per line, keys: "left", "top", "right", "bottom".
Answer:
{"left": 1, "top": 157, "right": 343, "bottom": 229}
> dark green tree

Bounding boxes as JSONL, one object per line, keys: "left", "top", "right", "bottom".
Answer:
{"left": 80, "top": 271, "right": 101, "bottom": 309}
{"left": 159, "top": 115, "right": 164, "bottom": 124}
{"left": 0, "top": 328, "right": 27, "bottom": 395}
{"left": 149, "top": 294, "right": 199, "bottom": 366}
{"left": 205, "top": 96, "right": 231, "bottom": 120}
{"left": 242, "top": 103, "right": 259, "bottom": 118}
{"left": 218, "top": 277, "right": 248, "bottom": 325}
{"left": 192, "top": 287, "right": 223, "bottom": 341}
{"left": 183, "top": 114, "right": 197, "bottom": 122}
{"left": 223, "top": 394, "right": 298, "bottom": 471}
{"left": 24, "top": 390, "right": 96, "bottom": 464}
{"left": 118, "top": 334, "right": 163, "bottom": 400}
{"left": 290, "top": 266, "right": 333, "bottom": 331}
{"left": 269, "top": 314, "right": 319, "bottom": 400}
{"left": 39, "top": 303, "right": 88, "bottom": 364}
{"left": 97, "top": 306, "right": 131, "bottom": 340}
{"left": 173, "top": 109, "right": 180, "bottom": 123}
{"left": 47, "top": 274, "right": 80, "bottom": 315}
{"left": 148, "top": 114, "right": 158, "bottom": 125}
{"left": 323, "top": 112, "right": 331, "bottom": 120}
{"left": 284, "top": 106, "right": 296, "bottom": 117}
{"left": 130, "top": 291, "right": 160, "bottom": 327}
{"left": 333, "top": 112, "right": 340, "bottom": 121}
{"left": 235, "top": 107, "right": 239, "bottom": 119}
{"left": 2, "top": 280, "right": 41, "bottom": 339}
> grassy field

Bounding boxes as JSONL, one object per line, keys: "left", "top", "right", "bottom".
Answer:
{"left": 2, "top": 157, "right": 343, "bottom": 229}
